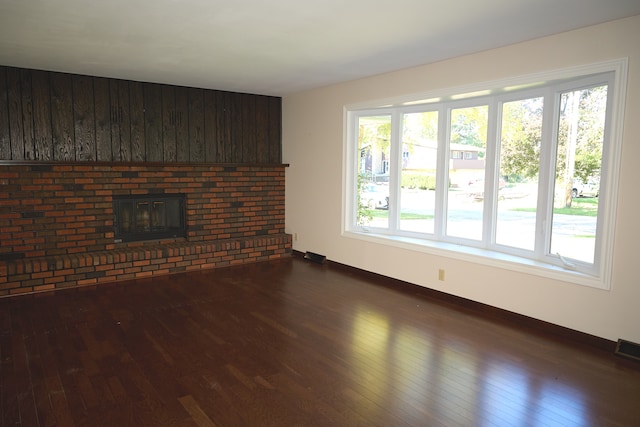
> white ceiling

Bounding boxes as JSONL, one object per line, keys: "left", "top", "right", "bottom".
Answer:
{"left": 1, "top": 0, "right": 639, "bottom": 96}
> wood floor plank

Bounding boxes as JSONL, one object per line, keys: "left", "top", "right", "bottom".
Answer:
{"left": 178, "top": 395, "right": 217, "bottom": 427}
{"left": 1, "top": 334, "right": 21, "bottom": 426}
{"left": 23, "top": 334, "right": 55, "bottom": 427}
{"left": 174, "top": 373, "right": 233, "bottom": 427}
{"left": 14, "top": 334, "right": 42, "bottom": 426}
{"left": 1, "top": 257, "right": 639, "bottom": 426}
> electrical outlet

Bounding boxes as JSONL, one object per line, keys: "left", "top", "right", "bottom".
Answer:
{"left": 438, "top": 269, "right": 445, "bottom": 281}
{"left": 294, "top": 232, "right": 298, "bottom": 241}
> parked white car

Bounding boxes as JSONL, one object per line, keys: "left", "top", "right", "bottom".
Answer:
{"left": 360, "top": 184, "right": 389, "bottom": 209}
{"left": 572, "top": 179, "right": 599, "bottom": 198}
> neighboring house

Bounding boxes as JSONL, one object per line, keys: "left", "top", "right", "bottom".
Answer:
{"left": 360, "top": 144, "right": 389, "bottom": 182}
{"left": 361, "top": 140, "right": 485, "bottom": 186}
{"left": 399, "top": 141, "right": 486, "bottom": 187}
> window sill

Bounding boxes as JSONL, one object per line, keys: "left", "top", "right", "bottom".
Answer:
{"left": 342, "top": 230, "right": 609, "bottom": 290}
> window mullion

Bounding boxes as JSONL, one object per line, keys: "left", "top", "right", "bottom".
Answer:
{"left": 484, "top": 100, "right": 499, "bottom": 247}
{"left": 537, "top": 90, "right": 561, "bottom": 261}
{"left": 388, "top": 111, "right": 402, "bottom": 232}
{"left": 434, "top": 106, "right": 450, "bottom": 239}
{"left": 347, "top": 111, "right": 360, "bottom": 231}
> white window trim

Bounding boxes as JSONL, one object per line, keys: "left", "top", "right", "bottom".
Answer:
{"left": 342, "top": 58, "right": 628, "bottom": 290}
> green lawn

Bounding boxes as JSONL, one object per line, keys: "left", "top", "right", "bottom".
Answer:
{"left": 512, "top": 197, "right": 598, "bottom": 217}
{"left": 365, "top": 197, "right": 598, "bottom": 220}
{"left": 365, "top": 198, "right": 597, "bottom": 219}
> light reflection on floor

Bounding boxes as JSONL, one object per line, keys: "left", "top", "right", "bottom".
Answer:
{"left": 349, "top": 304, "right": 587, "bottom": 426}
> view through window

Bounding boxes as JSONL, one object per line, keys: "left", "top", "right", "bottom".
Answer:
{"left": 348, "top": 64, "right": 623, "bottom": 286}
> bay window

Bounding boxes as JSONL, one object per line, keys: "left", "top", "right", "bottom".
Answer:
{"left": 344, "top": 60, "right": 626, "bottom": 289}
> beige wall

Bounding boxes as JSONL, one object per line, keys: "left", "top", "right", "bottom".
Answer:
{"left": 282, "top": 15, "right": 640, "bottom": 342}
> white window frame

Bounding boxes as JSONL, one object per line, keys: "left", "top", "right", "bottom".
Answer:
{"left": 342, "top": 59, "right": 627, "bottom": 290}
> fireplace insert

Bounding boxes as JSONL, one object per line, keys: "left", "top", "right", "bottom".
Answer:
{"left": 113, "top": 194, "right": 186, "bottom": 243}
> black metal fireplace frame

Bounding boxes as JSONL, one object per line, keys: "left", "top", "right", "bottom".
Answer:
{"left": 113, "top": 194, "right": 187, "bottom": 243}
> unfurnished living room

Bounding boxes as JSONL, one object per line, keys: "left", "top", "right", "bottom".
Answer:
{"left": 1, "top": 1, "right": 640, "bottom": 426}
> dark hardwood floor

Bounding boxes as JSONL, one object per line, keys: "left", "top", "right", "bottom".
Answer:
{"left": 1, "top": 255, "right": 639, "bottom": 426}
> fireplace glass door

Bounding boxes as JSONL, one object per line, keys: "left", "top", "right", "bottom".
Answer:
{"left": 114, "top": 195, "right": 186, "bottom": 242}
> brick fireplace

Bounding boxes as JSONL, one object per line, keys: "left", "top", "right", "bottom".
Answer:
{"left": 0, "top": 162, "right": 291, "bottom": 296}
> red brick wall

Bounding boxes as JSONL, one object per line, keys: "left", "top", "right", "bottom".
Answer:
{"left": 0, "top": 163, "right": 291, "bottom": 296}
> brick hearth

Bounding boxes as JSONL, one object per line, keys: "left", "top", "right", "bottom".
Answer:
{"left": 0, "top": 163, "right": 291, "bottom": 296}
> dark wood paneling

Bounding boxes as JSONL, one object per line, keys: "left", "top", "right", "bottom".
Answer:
{"left": 230, "top": 92, "right": 243, "bottom": 163}
{"left": 175, "top": 86, "right": 189, "bottom": 162}
{"left": 144, "top": 83, "right": 163, "bottom": 162}
{"left": 0, "top": 67, "right": 11, "bottom": 160}
{"left": 72, "top": 75, "right": 96, "bottom": 161}
{"left": 50, "top": 73, "right": 74, "bottom": 161}
{"left": 216, "top": 91, "right": 232, "bottom": 163}
{"left": 268, "top": 96, "right": 282, "bottom": 163}
{"left": 31, "top": 71, "right": 52, "bottom": 161}
{"left": 109, "top": 80, "right": 121, "bottom": 161}
{"left": 0, "top": 67, "right": 282, "bottom": 164}
{"left": 6, "top": 68, "right": 24, "bottom": 160}
{"left": 203, "top": 91, "right": 216, "bottom": 162}
{"left": 20, "top": 70, "right": 35, "bottom": 160}
{"left": 188, "top": 88, "right": 204, "bottom": 162}
{"left": 129, "top": 82, "right": 145, "bottom": 162}
{"left": 110, "top": 80, "right": 132, "bottom": 162}
{"left": 255, "top": 95, "right": 268, "bottom": 163}
{"left": 162, "top": 85, "right": 177, "bottom": 162}
{"left": 94, "top": 77, "right": 111, "bottom": 161}
{"left": 118, "top": 81, "right": 132, "bottom": 162}
{"left": 242, "top": 93, "right": 256, "bottom": 163}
